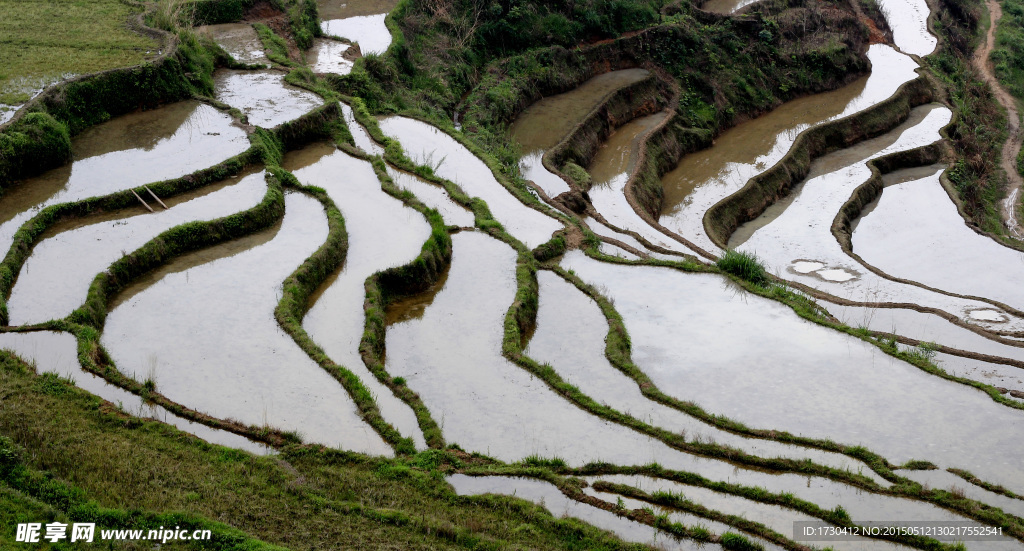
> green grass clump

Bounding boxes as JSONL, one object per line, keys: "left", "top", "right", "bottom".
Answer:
{"left": 992, "top": 0, "right": 1024, "bottom": 102}
{"left": 0, "top": 0, "right": 156, "bottom": 103}
{"left": 716, "top": 250, "right": 769, "bottom": 286}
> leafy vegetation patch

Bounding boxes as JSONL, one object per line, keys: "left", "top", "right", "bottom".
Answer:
{"left": 0, "top": 0, "right": 156, "bottom": 104}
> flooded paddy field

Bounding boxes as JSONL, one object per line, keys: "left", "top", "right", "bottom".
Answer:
{"left": 4, "top": 0, "right": 1024, "bottom": 546}
{"left": 283, "top": 143, "right": 430, "bottom": 449}
{"left": 318, "top": 0, "right": 397, "bottom": 55}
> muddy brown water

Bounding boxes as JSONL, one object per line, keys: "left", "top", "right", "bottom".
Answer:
{"left": 526, "top": 270, "right": 887, "bottom": 483}
{"left": 853, "top": 167, "right": 1024, "bottom": 313}
{"left": 7, "top": 171, "right": 266, "bottom": 325}
{"left": 658, "top": 45, "right": 916, "bottom": 254}
{"left": 213, "top": 69, "right": 323, "bottom": 128}
{"left": 283, "top": 143, "right": 430, "bottom": 449}
{"left": 196, "top": 23, "right": 267, "bottom": 64}
{"left": 586, "top": 111, "right": 696, "bottom": 254}
{"left": 378, "top": 116, "right": 563, "bottom": 248}
{"left": 561, "top": 250, "right": 1024, "bottom": 494}
{"left": 0, "top": 331, "right": 274, "bottom": 454}
{"left": 0, "top": 101, "right": 248, "bottom": 262}
{"left": 510, "top": 68, "right": 651, "bottom": 197}
{"left": 101, "top": 192, "right": 393, "bottom": 455}
{"left": 446, "top": 474, "right": 719, "bottom": 551}
{"left": 731, "top": 105, "right": 1021, "bottom": 331}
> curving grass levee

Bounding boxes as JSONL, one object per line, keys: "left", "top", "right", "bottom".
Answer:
{"left": 3, "top": 0, "right": 1024, "bottom": 548}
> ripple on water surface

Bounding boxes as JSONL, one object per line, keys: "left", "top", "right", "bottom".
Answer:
{"left": 102, "top": 191, "right": 392, "bottom": 455}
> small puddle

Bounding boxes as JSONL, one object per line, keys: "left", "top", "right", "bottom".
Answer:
{"left": 853, "top": 167, "right": 1024, "bottom": 313}
{"left": 385, "top": 166, "right": 475, "bottom": 227}
{"left": 309, "top": 38, "right": 353, "bottom": 74}
{"left": 379, "top": 116, "right": 563, "bottom": 248}
{"left": 0, "top": 101, "right": 249, "bottom": 260}
{"left": 561, "top": 251, "right": 1024, "bottom": 494}
{"left": 213, "top": 69, "right": 323, "bottom": 128}
{"left": 0, "top": 331, "right": 273, "bottom": 455}
{"left": 510, "top": 68, "right": 652, "bottom": 197}
{"left": 659, "top": 45, "right": 918, "bottom": 253}
{"left": 877, "top": 0, "right": 937, "bottom": 56}
{"left": 526, "top": 270, "right": 887, "bottom": 482}
{"left": 197, "top": 23, "right": 267, "bottom": 64}
{"left": 7, "top": 170, "right": 266, "bottom": 325}
{"left": 283, "top": 143, "right": 430, "bottom": 449}
{"left": 447, "top": 474, "right": 715, "bottom": 550}
{"left": 101, "top": 192, "right": 393, "bottom": 455}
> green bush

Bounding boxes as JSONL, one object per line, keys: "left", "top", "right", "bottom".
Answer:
{"left": 716, "top": 250, "right": 769, "bottom": 286}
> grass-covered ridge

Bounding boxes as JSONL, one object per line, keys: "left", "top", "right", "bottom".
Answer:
{"left": 0, "top": 0, "right": 157, "bottom": 105}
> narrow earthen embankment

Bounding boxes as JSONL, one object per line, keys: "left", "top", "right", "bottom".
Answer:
{"left": 703, "top": 75, "right": 936, "bottom": 248}
{"left": 974, "top": 0, "right": 1024, "bottom": 237}
{"left": 543, "top": 74, "right": 673, "bottom": 193}
{"left": 0, "top": 0, "right": 266, "bottom": 187}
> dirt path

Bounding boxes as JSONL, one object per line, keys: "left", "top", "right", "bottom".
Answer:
{"left": 974, "top": 0, "right": 1024, "bottom": 237}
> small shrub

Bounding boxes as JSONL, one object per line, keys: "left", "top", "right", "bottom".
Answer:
{"left": 720, "top": 532, "right": 764, "bottom": 551}
{"left": 716, "top": 250, "right": 769, "bottom": 286}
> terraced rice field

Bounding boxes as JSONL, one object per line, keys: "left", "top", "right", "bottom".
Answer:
{"left": 2, "top": 0, "right": 1023, "bottom": 548}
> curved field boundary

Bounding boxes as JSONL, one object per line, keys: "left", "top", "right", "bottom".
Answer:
{"left": 703, "top": 74, "right": 936, "bottom": 248}
{"left": 57, "top": 172, "right": 293, "bottom": 448}
{"left": 541, "top": 73, "right": 671, "bottom": 193}
{"left": 0, "top": 106, "right": 349, "bottom": 450}
{"left": 0, "top": 101, "right": 342, "bottom": 326}
{"left": 360, "top": 157, "right": 453, "bottom": 451}
{"left": 273, "top": 168, "right": 414, "bottom": 456}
